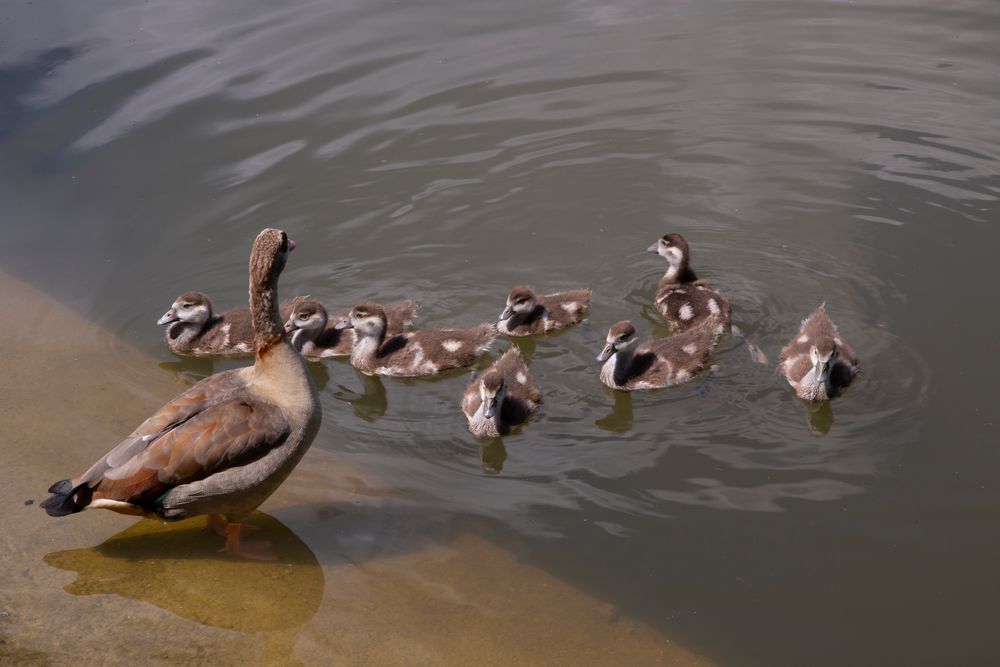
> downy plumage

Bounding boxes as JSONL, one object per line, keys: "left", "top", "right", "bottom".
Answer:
{"left": 778, "top": 303, "right": 858, "bottom": 400}
{"left": 462, "top": 347, "right": 541, "bottom": 437}
{"left": 338, "top": 302, "right": 495, "bottom": 377}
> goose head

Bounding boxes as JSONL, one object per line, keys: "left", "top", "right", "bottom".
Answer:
{"left": 597, "top": 321, "right": 637, "bottom": 362}
{"left": 499, "top": 286, "right": 537, "bottom": 321}
{"left": 158, "top": 291, "right": 213, "bottom": 328}
{"left": 336, "top": 302, "right": 388, "bottom": 340}
{"left": 809, "top": 343, "right": 839, "bottom": 385}
{"left": 248, "top": 228, "right": 295, "bottom": 352}
{"left": 249, "top": 228, "right": 295, "bottom": 293}
{"left": 479, "top": 369, "right": 506, "bottom": 420}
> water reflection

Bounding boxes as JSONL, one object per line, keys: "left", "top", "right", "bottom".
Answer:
{"left": 44, "top": 513, "right": 323, "bottom": 661}
{"left": 595, "top": 389, "right": 633, "bottom": 432}
{"left": 648, "top": 477, "right": 864, "bottom": 512}
{"left": 801, "top": 399, "right": 834, "bottom": 437}
{"left": 479, "top": 438, "right": 508, "bottom": 474}
{"left": 0, "top": 45, "right": 87, "bottom": 141}
{"left": 332, "top": 369, "right": 388, "bottom": 421}
{"left": 159, "top": 356, "right": 215, "bottom": 384}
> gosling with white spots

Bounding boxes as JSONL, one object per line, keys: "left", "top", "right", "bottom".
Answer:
{"left": 498, "top": 286, "right": 591, "bottom": 336}
{"left": 462, "top": 347, "right": 541, "bottom": 438}
{"left": 779, "top": 303, "right": 859, "bottom": 401}
{"left": 339, "top": 302, "right": 496, "bottom": 377}
{"left": 284, "top": 298, "right": 418, "bottom": 360}
{"left": 158, "top": 291, "right": 300, "bottom": 358}
{"left": 597, "top": 317, "right": 723, "bottom": 391}
{"left": 647, "top": 233, "right": 732, "bottom": 333}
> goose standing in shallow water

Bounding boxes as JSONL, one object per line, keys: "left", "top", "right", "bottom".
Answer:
{"left": 158, "top": 292, "right": 298, "bottom": 358}
{"left": 337, "top": 302, "right": 495, "bottom": 377}
{"left": 597, "top": 317, "right": 723, "bottom": 391}
{"left": 648, "top": 233, "right": 732, "bottom": 333}
{"left": 497, "top": 286, "right": 591, "bottom": 336}
{"left": 283, "top": 298, "right": 419, "bottom": 360}
{"left": 42, "top": 229, "right": 321, "bottom": 560}
{"left": 462, "top": 347, "right": 541, "bottom": 437}
{"left": 779, "top": 303, "right": 859, "bottom": 400}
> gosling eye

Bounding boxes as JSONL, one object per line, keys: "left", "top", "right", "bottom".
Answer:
{"left": 182, "top": 304, "right": 192, "bottom": 310}
{"left": 298, "top": 313, "right": 309, "bottom": 321}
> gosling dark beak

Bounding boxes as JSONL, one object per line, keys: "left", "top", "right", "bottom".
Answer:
{"left": 157, "top": 310, "right": 179, "bottom": 326}
{"left": 483, "top": 398, "right": 496, "bottom": 420}
{"left": 287, "top": 239, "right": 297, "bottom": 252}
{"left": 499, "top": 306, "right": 514, "bottom": 321}
{"left": 283, "top": 319, "right": 297, "bottom": 334}
{"left": 596, "top": 343, "right": 615, "bottom": 362}
{"left": 334, "top": 320, "right": 353, "bottom": 330}
{"left": 646, "top": 243, "right": 658, "bottom": 253}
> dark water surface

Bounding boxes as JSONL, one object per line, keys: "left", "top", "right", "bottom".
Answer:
{"left": 2, "top": 0, "right": 999, "bottom": 664}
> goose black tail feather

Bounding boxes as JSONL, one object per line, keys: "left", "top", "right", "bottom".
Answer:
{"left": 40, "top": 479, "right": 84, "bottom": 517}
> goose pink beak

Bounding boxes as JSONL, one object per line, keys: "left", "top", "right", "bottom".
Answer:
{"left": 287, "top": 239, "right": 297, "bottom": 252}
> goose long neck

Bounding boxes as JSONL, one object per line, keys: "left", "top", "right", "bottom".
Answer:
{"left": 251, "top": 275, "right": 283, "bottom": 356}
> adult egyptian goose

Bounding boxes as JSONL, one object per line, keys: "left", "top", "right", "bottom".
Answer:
{"left": 337, "top": 302, "right": 495, "bottom": 377}
{"left": 158, "top": 292, "right": 299, "bottom": 358}
{"left": 648, "top": 233, "right": 732, "bottom": 333}
{"left": 462, "top": 347, "right": 541, "bottom": 438}
{"left": 283, "top": 298, "right": 419, "bottom": 360}
{"left": 497, "top": 286, "right": 591, "bottom": 336}
{"left": 596, "top": 317, "right": 723, "bottom": 391}
{"left": 778, "top": 303, "right": 859, "bottom": 400}
{"left": 42, "top": 229, "right": 321, "bottom": 560}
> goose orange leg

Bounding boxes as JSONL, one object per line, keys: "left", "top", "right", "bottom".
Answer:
{"left": 207, "top": 514, "right": 260, "bottom": 537}
{"left": 221, "top": 522, "right": 276, "bottom": 561}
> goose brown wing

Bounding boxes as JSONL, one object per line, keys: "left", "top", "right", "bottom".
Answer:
{"left": 72, "top": 369, "right": 286, "bottom": 504}
{"left": 86, "top": 396, "right": 290, "bottom": 506}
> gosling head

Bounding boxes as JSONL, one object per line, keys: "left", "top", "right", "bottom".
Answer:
{"left": 337, "top": 301, "right": 388, "bottom": 338}
{"left": 809, "top": 343, "right": 839, "bottom": 384}
{"left": 284, "top": 299, "right": 328, "bottom": 339}
{"left": 499, "top": 286, "right": 537, "bottom": 321}
{"left": 597, "top": 320, "right": 637, "bottom": 362}
{"left": 158, "top": 291, "right": 213, "bottom": 327}
{"left": 646, "top": 233, "right": 690, "bottom": 269}
{"left": 479, "top": 369, "right": 506, "bottom": 420}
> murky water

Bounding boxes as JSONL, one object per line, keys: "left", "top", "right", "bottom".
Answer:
{"left": 2, "top": 0, "right": 999, "bottom": 664}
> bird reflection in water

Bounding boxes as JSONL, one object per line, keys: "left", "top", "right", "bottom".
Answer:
{"left": 595, "top": 389, "right": 633, "bottom": 432}
{"left": 44, "top": 512, "right": 323, "bottom": 663}
{"left": 479, "top": 438, "right": 508, "bottom": 474}
{"left": 333, "top": 369, "right": 388, "bottom": 421}
{"left": 801, "top": 399, "right": 834, "bottom": 436}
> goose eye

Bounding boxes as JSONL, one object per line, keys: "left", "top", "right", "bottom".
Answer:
{"left": 298, "top": 313, "right": 308, "bottom": 320}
